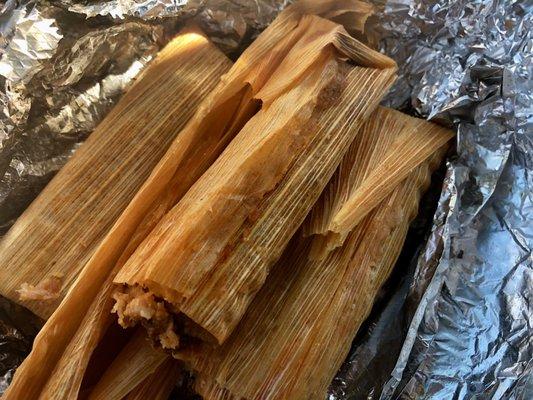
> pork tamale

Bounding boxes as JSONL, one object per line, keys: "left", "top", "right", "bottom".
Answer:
{"left": 0, "top": 27, "right": 231, "bottom": 319}
{"left": 2, "top": 29, "right": 233, "bottom": 400}
{"left": 112, "top": 3, "right": 396, "bottom": 350}
{"left": 79, "top": 109, "right": 452, "bottom": 399}
{"left": 303, "top": 106, "right": 454, "bottom": 259}
{"left": 180, "top": 153, "right": 448, "bottom": 400}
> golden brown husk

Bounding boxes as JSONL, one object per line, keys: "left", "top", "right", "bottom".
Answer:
{"left": 5, "top": 2, "right": 398, "bottom": 399}
{"left": 88, "top": 331, "right": 167, "bottom": 400}
{"left": 303, "top": 106, "right": 454, "bottom": 259}
{"left": 2, "top": 29, "right": 232, "bottom": 400}
{"left": 124, "top": 359, "right": 181, "bottom": 400}
{"left": 111, "top": 2, "right": 396, "bottom": 350}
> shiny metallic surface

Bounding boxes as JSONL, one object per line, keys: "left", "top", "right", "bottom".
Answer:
{"left": 330, "top": 0, "right": 533, "bottom": 399}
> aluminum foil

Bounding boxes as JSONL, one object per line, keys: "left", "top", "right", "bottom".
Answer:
{"left": 329, "top": 0, "right": 533, "bottom": 399}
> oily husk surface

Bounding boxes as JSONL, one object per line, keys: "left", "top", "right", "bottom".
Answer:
{"left": 2, "top": 30, "right": 233, "bottom": 400}
{"left": 112, "top": 4, "right": 396, "bottom": 349}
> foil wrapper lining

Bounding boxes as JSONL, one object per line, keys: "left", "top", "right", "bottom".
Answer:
{"left": 329, "top": 0, "right": 533, "bottom": 399}
{"left": 0, "top": 0, "right": 532, "bottom": 399}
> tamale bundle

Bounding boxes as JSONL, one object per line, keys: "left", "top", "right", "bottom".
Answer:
{"left": 111, "top": 1, "right": 396, "bottom": 351}
{"left": 86, "top": 108, "right": 452, "bottom": 400}
{"left": 175, "top": 112, "right": 452, "bottom": 400}
{"left": 4, "top": 1, "right": 392, "bottom": 397}
{"left": 0, "top": 27, "right": 231, "bottom": 319}
{"left": 2, "top": 29, "right": 233, "bottom": 400}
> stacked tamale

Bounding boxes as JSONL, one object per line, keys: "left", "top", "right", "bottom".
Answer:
{"left": 0, "top": 28, "right": 232, "bottom": 319}
{"left": 1, "top": 1, "right": 454, "bottom": 399}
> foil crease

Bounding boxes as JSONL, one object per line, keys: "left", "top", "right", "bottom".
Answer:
{"left": 330, "top": 0, "right": 533, "bottom": 399}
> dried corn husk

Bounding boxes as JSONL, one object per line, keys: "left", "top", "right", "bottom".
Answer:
{"left": 3, "top": 29, "right": 232, "bottom": 400}
{"left": 303, "top": 106, "right": 454, "bottom": 259}
{"left": 112, "top": 1, "right": 396, "bottom": 350}
{"left": 0, "top": 28, "right": 230, "bottom": 320}
{"left": 182, "top": 148, "right": 449, "bottom": 400}
{"left": 89, "top": 330, "right": 167, "bottom": 400}
{"left": 124, "top": 359, "right": 181, "bottom": 400}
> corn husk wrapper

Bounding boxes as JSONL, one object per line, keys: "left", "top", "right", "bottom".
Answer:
{"left": 2, "top": 29, "right": 232, "bottom": 400}
{"left": 87, "top": 109, "right": 452, "bottom": 400}
{"left": 303, "top": 106, "right": 454, "bottom": 259}
{"left": 124, "top": 358, "right": 181, "bottom": 400}
{"left": 89, "top": 331, "right": 168, "bottom": 400}
{"left": 5, "top": 2, "right": 394, "bottom": 398}
{"left": 179, "top": 120, "right": 451, "bottom": 400}
{"left": 111, "top": 0, "right": 396, "bottom": 350}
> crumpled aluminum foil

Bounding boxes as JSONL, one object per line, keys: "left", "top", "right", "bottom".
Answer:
{"left": 329, "top": 0, "right": 533, "bottom": 399}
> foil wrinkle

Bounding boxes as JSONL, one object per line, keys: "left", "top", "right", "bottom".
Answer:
{"left": 330, "top": 0, "right": 533, "bottom": 399}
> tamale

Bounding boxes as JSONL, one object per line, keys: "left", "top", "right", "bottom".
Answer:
{"left": 303, "top": 106, "right": 454, "bottom": 258}
{"left": 180, "top": 151, "right": 449, "bottom": 400}
{"left": 0, "top": 27, "right": 231, "bottom": 320}
{"left": 3, "top": 29, "right": 233, "bottom": 400}
{"left": 112, "top": 2, "right": 396, "bottom": 350}
{"left": 84, "top": 110, "right": 452, "bottom": 400}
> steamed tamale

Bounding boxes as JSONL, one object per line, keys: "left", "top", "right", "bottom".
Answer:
{"left": 178, "top": 140, "right": 450, "bottom": 400}
{"left": 0, "top": 27, "right": 231, "bottom": 319}
{"left": 111, "top": 2, "right": 396, "bottom": 350}
{"left": 2, "top": 29, "right": 233, "bottom": 400}
{"left": 85, "top": 110, "right": 452, "bottom": 400}
{"left": 303, "top": 106, "right": 454, "bottom": 258}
